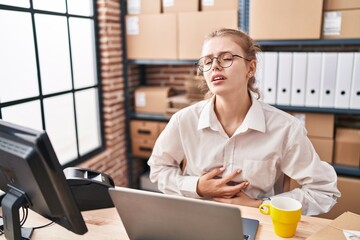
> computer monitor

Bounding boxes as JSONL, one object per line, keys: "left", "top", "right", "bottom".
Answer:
{"left": 0, "top": 119, "right": 88, "bottom": 240}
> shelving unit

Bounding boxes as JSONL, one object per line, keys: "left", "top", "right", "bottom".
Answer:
{"left": 120, "top": 0, "right": 360, "bottom": 188}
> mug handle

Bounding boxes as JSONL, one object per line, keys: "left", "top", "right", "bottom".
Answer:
{"left": 259, "top": 203, "right": 271, "bottom": 215}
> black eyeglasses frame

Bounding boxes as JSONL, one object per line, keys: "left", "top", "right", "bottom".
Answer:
{"left": 195, "top": 52, "right": 251, "bottom": 72}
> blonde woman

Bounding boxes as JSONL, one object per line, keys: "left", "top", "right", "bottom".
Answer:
{"left": 148, "top": 28, "right": 340, "bottom": 216}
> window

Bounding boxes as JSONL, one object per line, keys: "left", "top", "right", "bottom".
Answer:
{"left": 0, "top": 0, "right": 103, "bottom": 166}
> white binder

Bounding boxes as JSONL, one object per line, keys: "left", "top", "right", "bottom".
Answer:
{"left": 291, "top": 52, "right": 307, "bottom": 106}
{"left": 320, "top": 52, "right": 338, "bottom": 108}
{"left": 276, "top": 52, "right": 293, "bottom": 105}
{"left": 350, "top": 52, "right": 360, "bottom": 109}
{"left": 334, "top": 52, "right": 354, "bottom": 109}
{"left": 255, "top": 52, "right": 264, "bottom": 101}
{"left": 262, "top": 52, "right": 278, "bottom": 105}
{"left": 305, "top": 52, "right": 322, "bottom": 107}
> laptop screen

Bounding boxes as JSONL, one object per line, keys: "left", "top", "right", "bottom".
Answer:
{"left": 109, "top": 187, "right": 258, "bottom": 240}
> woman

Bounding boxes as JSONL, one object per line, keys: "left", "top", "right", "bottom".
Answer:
{"left": 148, "top": 28, "right": 340, "bottom": 216}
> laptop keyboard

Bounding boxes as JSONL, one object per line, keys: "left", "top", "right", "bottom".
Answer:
{"left": 243, "top": 234, "right": 250, "bottom": 240}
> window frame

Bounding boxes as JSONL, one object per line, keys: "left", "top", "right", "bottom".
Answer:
{"left": 0, "top": 1, "right": 105, "bottom": 167}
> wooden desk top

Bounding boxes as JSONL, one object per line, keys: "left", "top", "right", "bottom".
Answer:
{"left": 0, "top": 205, "right": 331, "bottom": 240}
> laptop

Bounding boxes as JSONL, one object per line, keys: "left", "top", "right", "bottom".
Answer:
{"left": 109, "top": 187, "right": 259, "bottom": 240}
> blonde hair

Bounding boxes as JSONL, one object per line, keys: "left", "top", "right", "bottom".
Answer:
{"left": 199, "top": 28, "right": 261, "bottom": 99}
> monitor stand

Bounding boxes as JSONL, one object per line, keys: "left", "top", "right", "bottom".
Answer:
{"left": 1, "top": 186, "right": 33, "bottom": 240}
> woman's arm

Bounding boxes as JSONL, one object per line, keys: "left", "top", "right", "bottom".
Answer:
{"left": 276, "top": 123, "right": 340, "bottom": 216}
{"left": 148, "top": 114, "right": 201, "bottom": 197}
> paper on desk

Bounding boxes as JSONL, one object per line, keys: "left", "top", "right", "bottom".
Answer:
{"left": 343, "top": 230, "right": 360, "bottom": 240}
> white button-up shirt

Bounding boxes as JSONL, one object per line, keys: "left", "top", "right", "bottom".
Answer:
{"left": 148, "top": 96, "right": 340, "bottom": 216}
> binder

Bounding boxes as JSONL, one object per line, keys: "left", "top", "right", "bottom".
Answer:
{"left": 334, "top": 52, "right": 354, "bottom": 109}
{"left": 291, "top": 52, "right": 307, "bottom": 106}
{"left": 350, "top": 52, "right": 360, "bottom": 109}
{"left": 320, "top": 52, "right": 338, "bottom": 108}
{"left": 276, "top": 52, "right": 293, "bottom": 105}
{"left": 255, "top": 52, "right": 264, "bottom": 101}
{"left": 305, "top": 52, "right": 322, "bottom": 107}
{"left": 262, "top": 52, "right": 278, "bottom": 105}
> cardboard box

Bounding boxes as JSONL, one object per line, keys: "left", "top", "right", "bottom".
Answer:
{"left": 158, "top": 122, "right": 167, "bottom": 134}
{"left": 132, "top": 138, "right": 156, "bottom": 158}
{"left": 127, "top": 0, "right": 161, "bottom": 15}
{"left": 168, "top": 94, "right": 191, "bottom": 109}
{"left": 319, "top": 177, "right": 360, "bottom": 219}
{"left": 292, "top": 113, "right": 335, "bottom": 138}
{"left": 309, "top": 211, "right": 360, "bottom": 239}
{"left": 130, "top": 120, "right": 160, "bottom": 139}
{"left": 166, "top": 94, "right": 193, "bottom": 117}
{"left": 134, "top": 86, "right": 175, "bottom": 114}
{"left": 162, "top": 0, "right": 199, "bottom": 13}
{"left": 309, "top": 137, "right": 334, "bottom": 163}
{"left": 178, "top": 10, "right": 238, "bottom": 60}
{"left": 324, "top": 0, "right": 360, "bottom": 10}
{"left": 130, "top": 120, "right": 166, "bottom": 158}
{"left": 126, "top": 14, "right": 177, "bottom": 60}
{"left": 201, "top": 0, "right": 238, "bottom": 11}
{"left": 249, "top": 0, "right": 323, "bottom": 40}
{"left": 322, "top": 10, "right": 360, "bottom": 39}
{"left": 334, "top": 128, "right": 360, "bottom": 167}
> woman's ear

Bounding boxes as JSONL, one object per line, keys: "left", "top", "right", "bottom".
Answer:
{"left": 248, "top": 59, "right": 257, "bottom": 78}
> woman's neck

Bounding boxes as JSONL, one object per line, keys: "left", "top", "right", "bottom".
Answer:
{"left": 214, "top": 93, "right": 252, "bottom": 137}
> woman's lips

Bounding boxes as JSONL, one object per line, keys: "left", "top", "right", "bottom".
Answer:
{"left": 211, "top": 74, "right": 226, "bottom": 82}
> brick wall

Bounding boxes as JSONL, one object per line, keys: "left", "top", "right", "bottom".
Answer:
{"left": 78, "top": 0, "right": 128, "bottom": 186}
{"left": 78, "top": 0, "right": 197, "bottom": 188}
{"left": 146, "top": 65, "right": 196, "bottom": 91}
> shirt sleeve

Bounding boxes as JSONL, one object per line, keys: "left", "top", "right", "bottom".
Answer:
{"left": 147, "top": 113, "right": 201, "bottom": 198}
{"left": 274, "top": 122, "right": 341, "bottom": 216}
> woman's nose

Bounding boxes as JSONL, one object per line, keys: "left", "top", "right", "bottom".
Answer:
{"left": 211, "top": 58, "right": 222, "bottom": 71}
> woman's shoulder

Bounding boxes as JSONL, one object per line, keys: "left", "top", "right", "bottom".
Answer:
{"left": 259, "top": 101, "right": 303, "bottom": 127}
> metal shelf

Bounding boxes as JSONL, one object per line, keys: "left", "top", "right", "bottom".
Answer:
{"left": 130, "top": 105, "right": 360, "bottom": 122}
{"left": 130, "top": 112, "right": 169, "bottom": 121}
{"left": 257, "top": 39, "right": 360, "bottom": 47}
{"left": 274, "top": 105, "right": 360, "bottom": 115}
{"left": 128, "top": 59, "right": 196, "bottom": 65}
{"left": 333, "top": 165, "right": 360, "bottom": 178}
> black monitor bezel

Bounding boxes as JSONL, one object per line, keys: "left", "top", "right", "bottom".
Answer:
{"left": 0, "top": 120, "right": 87, "bottom": 239}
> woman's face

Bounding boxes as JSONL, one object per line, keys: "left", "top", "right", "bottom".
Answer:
{"left": 200, "top": 36, "right": 254, "bottom": 97}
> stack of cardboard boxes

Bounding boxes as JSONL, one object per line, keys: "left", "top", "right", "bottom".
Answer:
{"left": 249, "top": 0, "right": 360, "bottom": 41}
{"left": 125, "top": 0, "right": 238, "bottom": 60}
{"left": 291, "top": 112, "right": 335, "bottom": 164}
{"left": 334, "top": 128, "right": 360, "bottom": 168}
{"left": 322, "top": 0, "right": 360, "bottom": 39}
{"left": 249, "top": 0, "right": 324, "bottom": 40}
{"left": 130, "top": 119, "right": 167, "bottom": 158}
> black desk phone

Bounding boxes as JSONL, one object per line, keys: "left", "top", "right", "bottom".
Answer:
{"left": 64, "top": 167, "right": 115, "bottom": 211}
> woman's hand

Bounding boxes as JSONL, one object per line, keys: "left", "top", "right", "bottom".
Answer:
{"left": 196, "top": 167, "right": 249, "bottom": 198}
{"left": 213, "top": 191, "right": 263, "bottom": 208}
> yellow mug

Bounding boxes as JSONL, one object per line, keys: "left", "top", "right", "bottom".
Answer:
{"left": 259, "top": 197, "right": 302, "bottom": 238}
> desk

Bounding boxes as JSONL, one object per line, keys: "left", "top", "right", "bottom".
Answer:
{"left": 0, "top": 206, "right": 331, "bottom": 240}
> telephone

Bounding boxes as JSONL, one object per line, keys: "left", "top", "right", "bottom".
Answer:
{"left": 64, "top": 167, "right": 115, "bottom": 211}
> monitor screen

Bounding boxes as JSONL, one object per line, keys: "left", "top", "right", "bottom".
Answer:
{"left": 0, "top": 119, "right": 87, "bottom": 239}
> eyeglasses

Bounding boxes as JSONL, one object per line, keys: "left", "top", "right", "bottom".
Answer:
{"left": 196, "top": 52, "right": 251, "bottom": 72}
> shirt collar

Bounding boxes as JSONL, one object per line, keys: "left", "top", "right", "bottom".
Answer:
{"left": 197, "top": 95, "right": 266, "bottom": 133}
{"left": 241, "top": 95, "right": 266, "bottom": 133}
{"left": 198, "top": 96, "right": 216, "bottom": 130}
